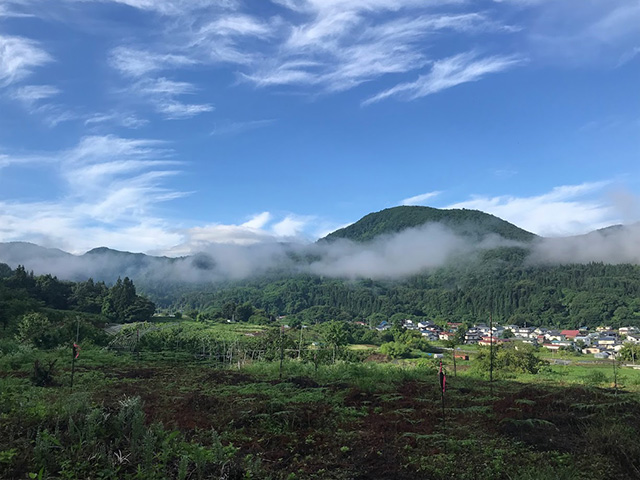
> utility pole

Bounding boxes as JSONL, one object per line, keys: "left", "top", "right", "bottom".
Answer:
{"left": 613, "top": 353, "right": 618, "bottom": 396}
{"left": 279, "top": 325, "right": 285, "bottom": 380}
{"left": 489, "top": 314, "right": 494, "bottom": 396}
{"left": 70, "top": 317, "right": 80, "bottom": 389}
{"left": 298, "top": 324, "right": 304, "bottom": 360}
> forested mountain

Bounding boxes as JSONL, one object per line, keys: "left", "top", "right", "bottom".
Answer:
{"left": 2, "top": 207, "right": 640, "bottom": 331}
{"left": 322, "top": 206, "right": 537, "bottom": 243}
{"left": 170, "top": 251, "right": 640, "bottom": 330}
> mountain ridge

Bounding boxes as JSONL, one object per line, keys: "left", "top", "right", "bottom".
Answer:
{"left": 322, "top": 206, "right": 537, "bottom": 243}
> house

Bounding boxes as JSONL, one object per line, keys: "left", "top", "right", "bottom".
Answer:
{"left": 516, "top": 327, "right": 535, "bottom": 338}
{"left": 619, "top": 326, "right": 638, "bottom": 336}
{"left": 596, "top": 326, "right": 613, "bottom": 332}
{"left": 542, "top": 343, "right": 562, "bottom": 351}
{"left": 439, "top": 332, "right": 456, "bottom": 341}
{"left": 561, "top": 330, "right": 580, "bottom": 340}
{"left": 478, "top": 336, "right": 506, "bottom": 346}
{"left": 447, "top": 322, "right": 463, "bottom": 331}
{"left": 597, "top": 336, "right": 617, "bottom": 346}
{"left": 626, "top": 334, "right": 640, "bottom": 344}
{"left": 583, "top": 347, "right": 603, "bottom": 355}
{"left": 599, "top": 330, "right": 619, "bottom": 338}
{"left": 574, "top": 336, "right": 592, "bottom": 346}
{"left": 545, "top": 330, "right": 564, "bottom": 342}
{"left": 454, "top": 353, "right": 470, "bottom": 360}
{"left": 594, "top": 351, "right": 611, "bottom": 359}
{"left": 403, "top": 319, "right": 419, "bottom": 330}
{"left": 464, "top": 331, "right": 482, "bottom": 344}
{"left": 376, "top": 321, "right": 390, "bottom": 331}
{"left": 421, "top": 330, "right": 439, "bottom": 341}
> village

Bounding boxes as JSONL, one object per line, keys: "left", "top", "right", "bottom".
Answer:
{"left": 375, "top": 319, "right": 640, "bottom": 360}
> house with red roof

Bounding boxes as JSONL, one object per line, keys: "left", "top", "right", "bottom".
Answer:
{"left": 561, "top": 330, "right": 580, "bottom": 339}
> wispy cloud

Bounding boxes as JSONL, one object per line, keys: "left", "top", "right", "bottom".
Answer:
{"left": 0, "top": 3, "right": 35, "bottom": 18}
{"left": 364, "top": 52, "right": 523, "bottom": 105}
{"left": 110, "top": 47, "right": 214, "bottom": 119}
{"left": 244, "top": 11, "right": 511, "bottom": 94}
{"left": 0, "top": 35, "right": 52, "bottom": 87}
{"left": 10, "top": 84, "right": 59, "bottom": 105}
{"left": 109, "top": 46, "right": 197, "bottom": 78}
{"left": 445, "top": 181, "right": 618, "bottom": 236}
{"left": 211, "top": 119, "right": 275, "bottom": 136}
{"left": 84, "top": 111, "right": 148, "bottom": 129}
{"left": 0, "top": 135, "right": 187, "bottom": 252}
{"left": 111, "top": 0, "right": 240, "bottom": 15}
{"left": 401, "top": 191, "right": 442, "bottom": 206}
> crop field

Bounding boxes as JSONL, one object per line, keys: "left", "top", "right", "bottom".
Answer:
{"left": 2, "top": 342, "right": 640, "bottom": 480}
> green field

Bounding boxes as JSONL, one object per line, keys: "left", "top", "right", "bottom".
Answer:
{"left": 3, "top": 324, "right": 640, "bottom": 480}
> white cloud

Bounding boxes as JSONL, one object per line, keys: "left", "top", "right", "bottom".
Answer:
{"left": 11, "top": 84, "right": 60, "bottom": 104}
{"left": 117, "top": 77, "right": 214, "bottom": 120}
{"left": 445, "top": 181, "right": 618, "bottom": 236}
{"left": 242, "top": 212, "right": 272, "bottom": 229}
{"left": 246, "top": 12, "right": 509, "bottom": 93}
{"left": 84, "top": 111, "right": 148, "bottom": 129}
{"left": 401, "top": 191, "right": 442, "bottom": 206}
{"left": 0, "top": 135, "right": 187, "bottom": 253}
{"left": 0, "top": 35, "right": 52, "bottom": 87}
{"left": 102, "top": 0, "right": 239, "bottom": 15}
{"left": 510, "top": 0, "right": 640, "bottom": 66}
{"left": 210, "top": 119, "right": 275, "bottom": 136}
{"left": 109, "top": 47, "right": 197, "bottom": 78}
{"left": 156, "top": 101, "right": 214, "bottom": 119}
{"left": 272, "top": 215, "right": 312, "bottom": 237}
{"left": 364, "top": 52, "right": 523, "bottom": 105}
{"left": 0, "top": 2, "right": 35, "bottom": 18}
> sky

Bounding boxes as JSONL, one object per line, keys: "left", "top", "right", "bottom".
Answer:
{"left": 0, "top": 0, "right": 639, "bottom": 256}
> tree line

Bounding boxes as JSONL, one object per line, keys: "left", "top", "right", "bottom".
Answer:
{"left": 0, "top": 263, "right": 156, "bottom": 349}
{"left": 168, "top": 254, "right": 640, "bottom": 330}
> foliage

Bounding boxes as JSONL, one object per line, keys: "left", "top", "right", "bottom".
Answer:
{"left": 322, "top": 205, "right": 536, "bottom": 243}
{"left": 474, "top": 343, "right": 548, "bottom": 375}
{"left": 16, "top": 313, "right": 53, "bottom": 348}
{"left": 380, "top": 341, "right": 411, "bottom": 358}
{"left": 618, "top": 343, "right": 640, "bottom": 362}
{"left": 102, "top": 277, "right": 155, "bottom": 323}
{"left": 168, "top": 262, "right": 640, "bottom": 332}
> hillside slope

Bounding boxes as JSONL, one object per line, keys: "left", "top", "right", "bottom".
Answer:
{"left": 323, "top": 206, "right": 537, "bottom": 243}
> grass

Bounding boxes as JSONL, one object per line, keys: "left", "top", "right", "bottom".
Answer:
{"left": 3, "top": 345, "right": 640, "bottom": 479}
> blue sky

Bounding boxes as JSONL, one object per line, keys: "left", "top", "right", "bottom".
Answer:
{"left": 0, "top": 0, "right": 638, "bottom": 255}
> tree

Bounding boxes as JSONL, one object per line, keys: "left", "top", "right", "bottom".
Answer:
{"left": 380, "top": 341, "right": 411, "bottom": 359}
{"left": 102, "top": 277, "right": 155, "bottom": 323}
{"left": 502, "top": 329, "right": 515, "bottom": 339}
{"left": 16, "top": 312, "right": 52, "bottom": 348}
{"left": 0, "top": 263, "right": 12, "bottom": 279}
{"left": 235, "top": 302, "right": 254, "bottom": 322}
{"left": 222, "top": 302, "right": 237, "bottom": 320}
{"left": 475, "top": 343, "right": 547, "bottom": 375}
{"left": 321, "top": 321, "right": 348, "bottom": 363}
{"left": 618, "top": 343, "right": 640, "bottom": 363}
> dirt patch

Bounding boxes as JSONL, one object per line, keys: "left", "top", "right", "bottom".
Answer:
{"left": 204, "top": 369, "right": 254, "bottom": 385}
{"left": 287, "top": 376, "right": 320, "bottom": 388}
{"left": 113, "top": 368, "right": 156, "bottom": 379}
{"left": 364, "top": 353, "right": 389, "bottom": 363}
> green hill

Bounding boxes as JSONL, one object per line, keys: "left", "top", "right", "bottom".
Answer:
{"left": 322, "top": 206, "right": 537, "bottom": 243}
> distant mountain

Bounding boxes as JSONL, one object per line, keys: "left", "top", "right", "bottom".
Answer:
{"left": 0, "top": 241, "right": 72, "bottom": 263}
{"left": 322, "top": 206, "right": 537, "bottom": 243}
